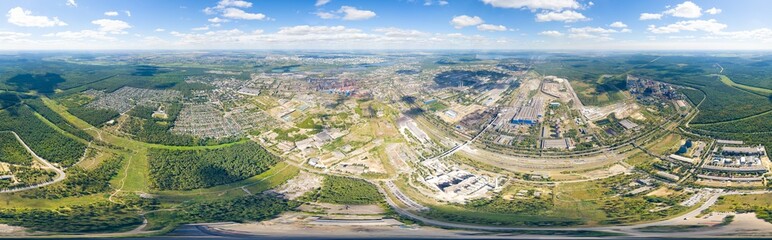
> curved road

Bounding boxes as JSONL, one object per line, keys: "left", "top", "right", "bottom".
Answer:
{"left": 378, "top": 181, "right": 771, "bottom": 235}
{"left": 0, "top": 131, "right": 66, "bottom": 193}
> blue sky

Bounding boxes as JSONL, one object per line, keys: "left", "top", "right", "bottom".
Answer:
{"left": 1, "top": 0, "right": 771, "bottom": 50}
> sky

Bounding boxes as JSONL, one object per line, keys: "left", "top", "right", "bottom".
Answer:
{"left": 1, "top": 0, "right": 772, "bottom": 50}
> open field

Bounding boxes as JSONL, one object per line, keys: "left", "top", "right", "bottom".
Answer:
{"left": 716, "top": 75, "right": 772, "bottom": 96}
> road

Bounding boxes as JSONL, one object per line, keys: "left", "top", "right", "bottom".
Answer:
{"left": 380, "top": 182, "right": 771, "bottom": 236}
{"left": 0, "top": 131, "right": 66, "bottom": 193}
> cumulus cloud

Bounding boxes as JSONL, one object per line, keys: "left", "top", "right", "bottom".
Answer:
{"left": 222, "top": 8, "right": 266, "bottom": 20}
{"left": 125, "top": 11, "right": 131, "bottom": 17}
{"left": 705, "top": 7, "right": 721, "bottom": 15}
{"left": 91, "top": 19, "right": 132, "bottom": 33}
{"left": 450, "top": 15, "right": 484, "bottom": 29}
{"left": 477, "top": 24, "right": 508, "bottom": 32}
{"left": 155, "top": 28, "right": 165, "bottom": 32}
{"left": 208, "top": 17, "right": 229, "bottom": 23}
{"left": 315, "top": 0, "right": 331, "bottom": 7}
{"left": 480, "top": 0, "right": 580, "bottom": 10}
{"left": 538, "top": 30, "right": 563, "bottom": 37}
{"left": 339, "top": 6, "right": 376, "bottom": 20}
{"left": 6, "top": 7, "right": 67, "bottom": 27}
{"left": 639, "top": 13, "right": 663, "bottom": 20}
{"left": 647, "top": 19, "right": 726, "bottom": 34}
{"left": 535, "top": 10, "right": 588, "bottom": 22}
{"left": 609, "top": 21, "right": 627, "bottom": 28}
{"left": 215, "top": 0, "right": 252, "bottom": 9}
{"left": 66, "top": 0, "right": 77, "bottom": 7}
{"left": 104, "top": 11, "right": 119, "bottom": 16}
{"left": 316, "top": 11, "right": 337, "bottom": 19}
{"left": 203, "top": 0, "right": 267, "bottom": 21}
{"left": 664, "top": 1, "right": 702, "bottom": 18}
{"left": 314, "top": 6, "right": 376, "bottom": 21}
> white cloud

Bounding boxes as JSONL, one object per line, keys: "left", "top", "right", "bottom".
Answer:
{"left": 104, "top": 11, "right": 119, "bottom": 16}
{"left": 705, "top": 7, "right": 721, "bottom": 15}
{"left": 125, "top": 11, "right": 131, "bottom": 17}
{"left": 277, "top": 25, "right": 360, "bottom": 36}
{"left": 480, "top": 0, "right": 580, "bottom": 10}
{"left": 66, "top": 0, "right": 77, "bottom": 7}
{"left": 43, "top": 30, "right": 113, "bottom": 40}
{"left": 477, "top": 24, "right": 508, "bottom": 32}
{"left": 222, "top": 8, "right": 266, "bottom": 20}
{"left": 568, "top": 27, "right": 619, "bottom": 40}
{"left": 204, "top": 0, "right": 262, "bottom": 19}
{"left": 639, "top": 13, "right": 663, "bottom": 20}
{"left": 316, "top": 11, "right": 337, "bottom": 19}
{"left": 339, "top": 6, "right": 376, "bottom": 20}
{"left": 215, "top": 0, "right": 252, "bottom": 9}
{"left": 609, "top": 21, "right": 627, "bottom": 28}
{"left": 374, "top": 27, "right": 426, "bottom": 38}
{"left": 315, "top": 6, "right": 377, "bottom": 21}
{"left": 424, "top": 0, "right": 449, "bottom": 6}
{"left": 315, "top": 0, "right": 331, "bottom": 7}
{"left": 647, "top": 19, "right": 726, "bottom": 34}
{"left": 450, "top": 15, "right": 484, "bottom": 29}
{"left": 717, "top": 28, "right": 772, "bottom": 42}
{"left": 0, "top": 31, "right": 31, "bottom": 41}
{"left": 159, "top": 25, "right": 511, "bottom": 50}
{"left": 208, "top": 17, "right": 229, "bottom": 23}
{"left": 538, "top": 30, "right": 563, "bottom": 37}
{"left": 155, "top": 28, "right": 165, "bottom": 32}
{"left": 664, "top": 1, "right": 702, "bottom": 18}
{"left": 535, "top": 10, "right": 587, "bottom": 22}
{"left": 192, "top": 26, "right": 210, "bottom": 31}
{"left": 6, "top": 7, "right": 67, "bottom": 27}
{"left": 91, "top": 19, "right": 132, "bottom": 34}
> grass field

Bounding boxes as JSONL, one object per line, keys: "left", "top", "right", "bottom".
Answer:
{"left": 153, "top": 162, "right": 298, "bottom": 203}
{"left": 708, "top": 193, "right": 772, "bottom": 213}
{"left": 717, "top": 75, "right": 772, "bottom": 96}
{"left": 569, "top": 80, "right": 628, "bottom": 107}
{"left": 0, "top": 193, "right": 107, "bottom": 209}
{"left": 646, "top": 134, "right": 681, "bottom": 155}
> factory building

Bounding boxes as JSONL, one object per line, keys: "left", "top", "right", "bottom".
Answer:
{"left": 511, "top": 98, "right": 544, "bottom": 125}
{"left": 721, "top": 145, "right": 766, "bottom": 156}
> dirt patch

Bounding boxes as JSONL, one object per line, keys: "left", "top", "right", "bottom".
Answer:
{"left": 300, "top": 203, "right": 385, "bottom": 215}
{"left": 271, "top": 171, "right": 322, "bottom": 200}
{"left": 646, "top": 187, "right": 675, "bottom": 197}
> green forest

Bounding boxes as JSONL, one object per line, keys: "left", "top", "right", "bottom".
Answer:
{"left": 310, "top": 176, "right": 383, "bottom": 205}
{"left": 0, "top": 202, "right": 143, "bottom": 233}
{"left": 23, "top": 155, "right": 124, "bottom": 199}
{"left": 148, "top": 141, "right": 278, "bottom": 190}
{"left": 24, "top": 98, "right": 93, "bottom": 141}
{"left": 68, "top": 106, "right": 120, "bottom": 127}
{"left": 0, "top": 132, "right": 33, "bottom": 166}
{"left": 177, "top": 194, "right": 299, "bottom": 223}
{"left": 0, "top": 105, "right": 86, "bottom": 166}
